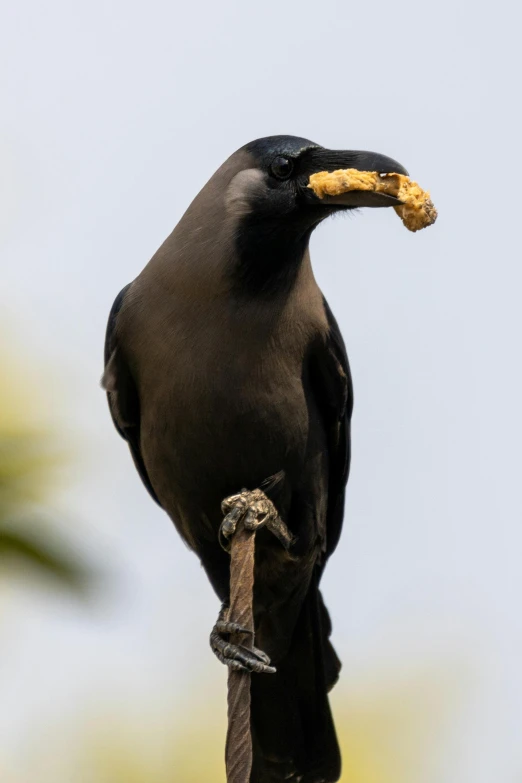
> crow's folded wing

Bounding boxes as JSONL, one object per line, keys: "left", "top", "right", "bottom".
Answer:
{"left": 103, "top": 284, "right": 161, "bottom": 506}
{"left": 310, "top": 298, "right": 353, "bottom": 562}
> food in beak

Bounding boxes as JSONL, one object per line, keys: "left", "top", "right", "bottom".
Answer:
{"left": 308, "top": 169, "right": 437, "bottom": 232}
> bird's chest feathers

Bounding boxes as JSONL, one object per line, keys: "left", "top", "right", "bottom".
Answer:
{"left": 140, "top": 299, "right": 322, "bottom": 475}
{"left": 171, "top": 312, "right": 310, "bottom": 436}
{"left": 129, "top": 267, "right": 329, "bottom": 488}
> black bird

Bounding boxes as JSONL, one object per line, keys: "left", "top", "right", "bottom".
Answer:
{"left": 103, "top": 135, "right": 408, "bottom": 782}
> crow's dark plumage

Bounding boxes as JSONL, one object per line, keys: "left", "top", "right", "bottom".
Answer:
{"left": 103, "top": 135, "right": 407, "bottom": 782}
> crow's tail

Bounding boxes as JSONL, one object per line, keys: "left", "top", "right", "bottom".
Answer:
{"left": 250, "top": 572, "right": 341, "bottom": 782}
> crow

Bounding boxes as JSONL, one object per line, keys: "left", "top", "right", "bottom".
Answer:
{"left": 103, "top": 135, "right": 408, "bottom": 782}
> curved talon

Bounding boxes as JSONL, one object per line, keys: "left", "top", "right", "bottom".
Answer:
{"left": 214, "top": 652, "right": 262, "bottom": 674}
{"left": 249, "top": 646, "right": 272, "bottom": 665}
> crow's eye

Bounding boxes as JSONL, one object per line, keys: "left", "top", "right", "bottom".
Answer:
{"left": 270, "top": 155, "right": 294, "bottom": 180}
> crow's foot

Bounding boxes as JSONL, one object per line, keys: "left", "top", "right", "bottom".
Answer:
{"left": 219, "top": 486, "right": 294, "bottom": 552}
{"left": 210, "top": 604, "right": 275, "bottom": 674}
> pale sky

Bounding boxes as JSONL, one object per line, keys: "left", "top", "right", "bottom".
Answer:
{"left": 1, "top": 2, "right": 521, "bottom": 781}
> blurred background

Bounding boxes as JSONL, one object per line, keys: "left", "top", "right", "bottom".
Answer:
{"left": 1, "top": 2, "right": 521, "bottom": 781}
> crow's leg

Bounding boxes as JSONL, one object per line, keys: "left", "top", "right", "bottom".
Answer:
{"left": 210, "top": 603, "right": 276, "bottom": 674}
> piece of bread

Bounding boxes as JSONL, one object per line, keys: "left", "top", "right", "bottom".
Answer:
{"left": 308, "top": 169, "right": 437, "bottom": 232}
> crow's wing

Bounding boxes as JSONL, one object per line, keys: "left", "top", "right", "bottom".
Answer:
{"left": 103, "top": 284, "right": 161, "bottom": 506}
{"left": 310, "top": 298, "right": 353, "bottom": 562}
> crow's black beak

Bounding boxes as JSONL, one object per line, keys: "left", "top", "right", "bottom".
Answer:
{"left": 303, "top": 148, "right": 409, "bottom": 208}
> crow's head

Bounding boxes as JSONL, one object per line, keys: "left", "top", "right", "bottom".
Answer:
{"left": 181, "top": 135, "right": 408, "bottom": 294}
{"left": 234, "top": 135, "right": 408, "bottom": 222}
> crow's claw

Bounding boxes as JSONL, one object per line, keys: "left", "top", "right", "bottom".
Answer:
{"left": 219, "top": 486, "right": 294, "bottom": 551}
{"left": 210, "top": 628, "right": 276, "bottom": 674}
{"left": 210, "top": 603, "right": 275, "bottom": 674}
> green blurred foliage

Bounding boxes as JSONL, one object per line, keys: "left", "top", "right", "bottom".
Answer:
{"left": 0, "top": 346, "right": 88, "bottom": 591}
